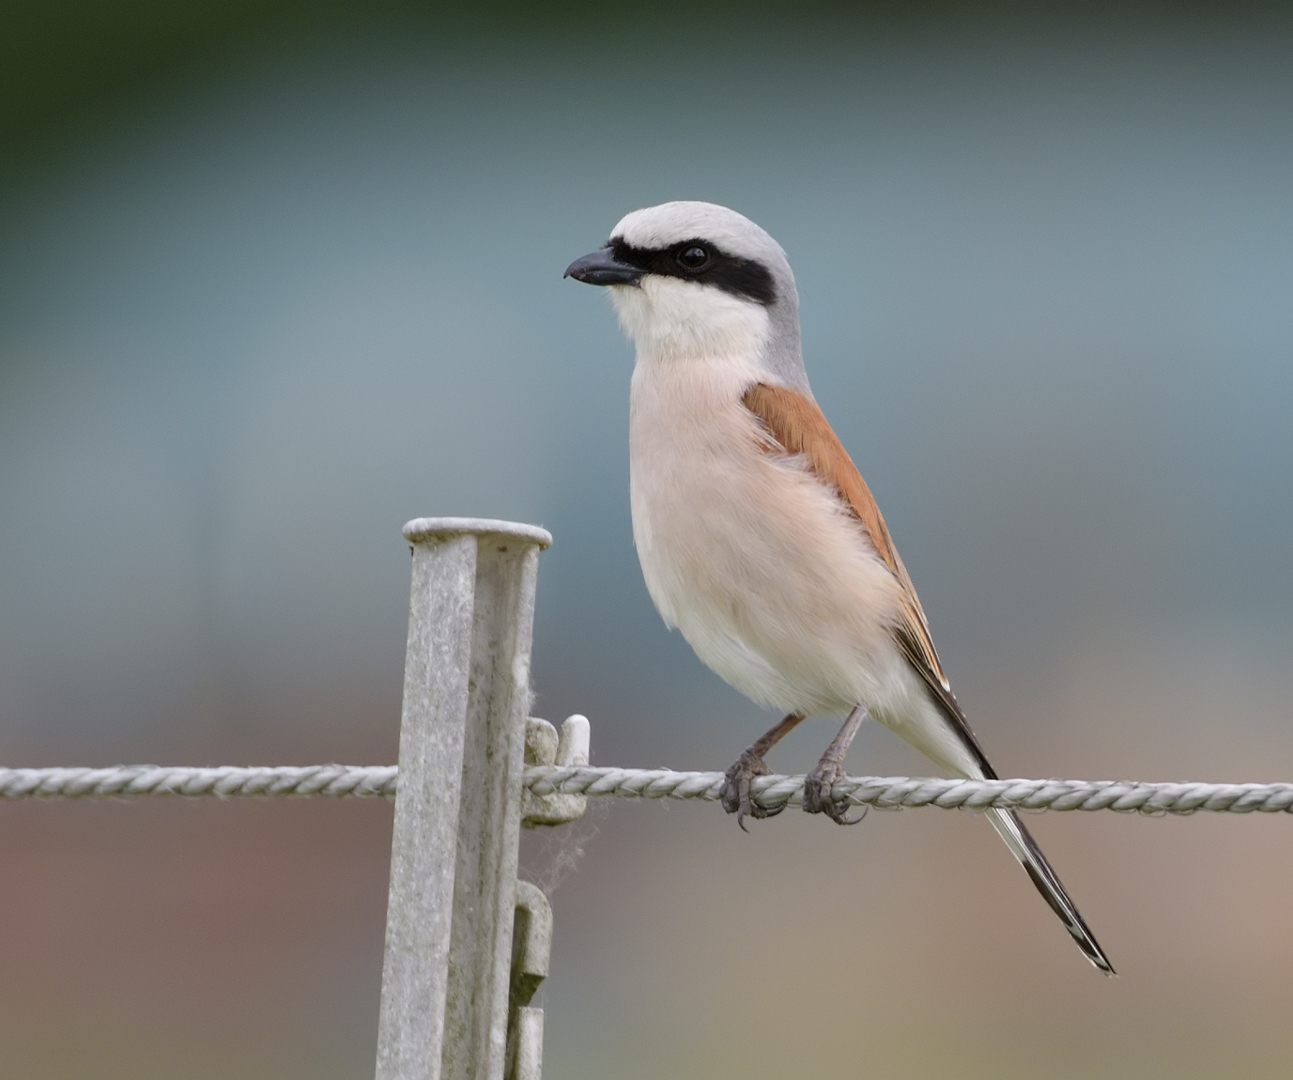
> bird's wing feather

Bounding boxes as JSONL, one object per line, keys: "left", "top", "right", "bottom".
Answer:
{"left": 740, "top": 381, "right": 994, "bottom": 778}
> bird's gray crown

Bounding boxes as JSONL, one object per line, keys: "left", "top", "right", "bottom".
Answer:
{"left": 610, "top": 201, "right": 795, "bottom": 307}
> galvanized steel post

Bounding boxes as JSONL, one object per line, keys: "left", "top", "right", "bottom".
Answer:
{"left": 375, "top": 517, "right": 552, "bottom": 1080}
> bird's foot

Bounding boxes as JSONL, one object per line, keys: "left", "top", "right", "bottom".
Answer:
{"left": 802, "top": 758, "right": 866, "bottom": 825}
{"left": 720, "top": 751, "right": 785, "bottom": 831}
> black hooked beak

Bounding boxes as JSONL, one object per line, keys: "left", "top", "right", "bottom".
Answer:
{"left": 564, "top": 245, "right": 644, "bottom": 287}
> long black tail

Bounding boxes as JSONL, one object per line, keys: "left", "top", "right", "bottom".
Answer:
{"left": 905, "top": 662, "right": 1115, "bottom": 974}
{"left": 986, "top": 806, "right": 1115, "bottom": 975}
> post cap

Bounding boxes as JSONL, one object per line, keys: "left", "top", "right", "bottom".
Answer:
{"left": 402, "top": 517, "right": 553, "bottom": 550}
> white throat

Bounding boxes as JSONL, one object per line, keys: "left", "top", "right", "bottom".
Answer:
{"left": 610, "top": 277, "right": 771, "bottom": 365}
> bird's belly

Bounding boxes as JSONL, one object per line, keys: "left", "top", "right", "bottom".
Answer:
{"left": 629, "top": 361, "right": 908, "bottom": 717}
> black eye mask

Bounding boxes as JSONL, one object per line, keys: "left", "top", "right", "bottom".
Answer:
{"left": 609, "top": 238, "right": 778, "bottom": 306}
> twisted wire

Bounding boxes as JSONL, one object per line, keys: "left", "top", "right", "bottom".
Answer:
{"left": 0, "top": 765, "right": 398, "bottom": 800}
{"left": 0, "top": 763, "right": 1290, "bottom": 815}
{"left": 523, "top": 767, "right": 1293, "bottom": 815}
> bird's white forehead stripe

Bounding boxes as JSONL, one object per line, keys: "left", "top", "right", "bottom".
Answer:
{"left": 612, "top": 201, "right": 785, "bottom": 263}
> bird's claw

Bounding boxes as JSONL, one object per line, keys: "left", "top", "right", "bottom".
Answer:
{"left": 721, "top": 751, "right": 783, "bottom": 830}
{"left": 802, "top": 760, "right": 867, "bottom": 825}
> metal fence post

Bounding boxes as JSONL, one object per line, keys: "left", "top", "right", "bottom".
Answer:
{"left": 375, "top": 517, "right": 552, "bottom": 1080}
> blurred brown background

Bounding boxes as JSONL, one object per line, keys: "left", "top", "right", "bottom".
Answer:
{"left": 1, "top": 1, "right": 1292, "bottom": 1077}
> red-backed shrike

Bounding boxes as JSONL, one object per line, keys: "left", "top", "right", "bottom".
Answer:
{"left": 565, "top": 200, "right": 1112, "bottom": 974}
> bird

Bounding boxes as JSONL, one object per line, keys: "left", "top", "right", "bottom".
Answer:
{"left": 564, "top": 200, "right": 1113, "bottom": 975}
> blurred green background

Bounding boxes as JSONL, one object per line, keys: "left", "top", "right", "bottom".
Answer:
{"left": 2, "top": 1, "right": 1292, "bottom": 1077}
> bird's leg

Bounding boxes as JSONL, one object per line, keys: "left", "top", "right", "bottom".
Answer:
{"left": 803, "top": 706, "right": 869, "bottom": 825}
{"left": 721, "top": 712, "right": 806, "bottom": 831}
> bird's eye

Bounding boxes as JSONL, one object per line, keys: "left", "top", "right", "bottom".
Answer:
{"left": 676, "top": 245, "right": 710, "bottom": 271}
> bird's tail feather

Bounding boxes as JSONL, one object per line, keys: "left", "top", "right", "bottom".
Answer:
{"left": 985, "top": 806, "right": 1116, "bottom": 976}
